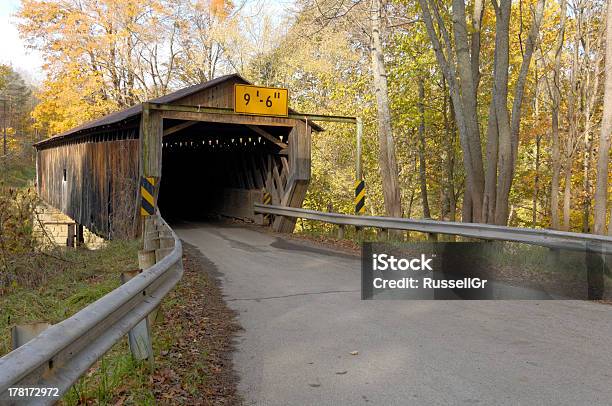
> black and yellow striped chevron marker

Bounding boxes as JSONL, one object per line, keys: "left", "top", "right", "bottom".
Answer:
{"left": 263, "top": 191, "right": 272, "bottom": 205}
{"left": 263, "top": 191, "right": 272, "bottom": 223}
{"left": 140, "top": 176, "right": 156, "bottom": 216}
{"left": 355, "top": 179, "right": 365, "bottom": 215}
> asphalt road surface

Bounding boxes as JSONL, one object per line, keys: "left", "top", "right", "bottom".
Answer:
{"left": 175, "top": 222, "right": 612, "bottom": 406}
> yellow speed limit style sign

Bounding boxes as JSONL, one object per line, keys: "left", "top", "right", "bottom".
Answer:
{"left": 234, "top": 84, "right": 289, "bottom": 117}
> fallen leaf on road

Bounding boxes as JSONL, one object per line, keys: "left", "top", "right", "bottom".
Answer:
{"left": 350, "top": 351, "right": 359, "bottom": 355}
{"left": 336, "top": 370, "right": 348, "bottom": 375}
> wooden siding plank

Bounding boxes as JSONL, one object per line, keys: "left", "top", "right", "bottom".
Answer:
{"left": 37, "top": 138, "right": 139, "bottom": 239}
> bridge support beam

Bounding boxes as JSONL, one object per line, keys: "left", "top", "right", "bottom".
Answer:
{"left": 138, "top": 103, "right": 163, "bottom": 234}
{"left": 271, "top": 122, "right": 311, "bottom": 233}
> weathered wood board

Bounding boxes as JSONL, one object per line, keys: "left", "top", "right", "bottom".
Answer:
{"left": 37, "top": 138, "right": 140, "bottom": 238}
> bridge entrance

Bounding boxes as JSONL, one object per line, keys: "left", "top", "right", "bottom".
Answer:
{"left": 142, "top": 93, "right": 318, "bottom": 232}
{"left": 158, "top": 121, "right": 292, "bottom": 223}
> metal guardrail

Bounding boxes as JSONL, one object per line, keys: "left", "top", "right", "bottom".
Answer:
{"left": 0, "top": 214, "right": 183, "bottom": 405}
{"left": 254, "top": 204, "right": 612, "bottom": 254}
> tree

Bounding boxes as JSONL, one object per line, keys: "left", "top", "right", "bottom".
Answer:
{"left": 544, "top": 0, "right": 567, "bottom": 229}
{"left": 417, "top": 0, "right": 486, "bottom": 222}
{"left": 490, "top": 0, "right": 546, "bottom": 225}
{"left": 370, "top": 0, "right": 402, "bottom": 217}
{"left": 417, "top": 0, "right": 545, "bottom": 225}
{"left": 417, "top": 77, "right": 431, "bottom": 217}
{"left": 0, "top": 65, "right": 35, "bottom": 155}
{"left": 593, "top": 0, "right": 612, "bottom": 235}
{"left": 18, "top": 0, "right": 240, "bottom": 133}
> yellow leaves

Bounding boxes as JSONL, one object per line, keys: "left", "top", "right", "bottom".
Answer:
{"left": 0, "top": 187, "right": 38, "bottom": 259}
{"left": 33, "top": 68, "right": 117, "bottom": 135}
{"left": 0, "top": 65, "right": 11, "bottom": 86}
{"left": 210, "top": 0, "right": 233, "bottom": 20}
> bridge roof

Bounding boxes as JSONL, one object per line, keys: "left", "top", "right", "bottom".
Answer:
{"left": 34, "top": 74, "right": 322, "bottom": 149}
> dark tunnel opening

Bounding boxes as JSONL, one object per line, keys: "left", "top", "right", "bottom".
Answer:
{"left": 158, "top": 120, "right": 292, "bottom": 223}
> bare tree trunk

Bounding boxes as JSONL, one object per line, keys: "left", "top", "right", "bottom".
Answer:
{"left": 582, "top": 114, "right": 597, "bottom": 232}
{"left": 562, "top": 164, "right": 572, "bottom": 231}
{"left": 551, "top": 113, "right": 562, "bottom": 228}
{"left": 370, "top": 0, "right": 402, "bottom": 217}
{"left": 470, "top": 0, "right": 485, "bottom": 95}
{"left": 483, "top": 96, "right": 498, "bottom": 223}
{"left": 452, "top": 0, "right": 485, "bottom": 222}
{"left": 462, "top": 189, "right": 472, "bottom": 222}
{"left": 582, "top": 140, "right": 594, "bottom": 232}
{"left": 491, "top": 0, "right": 513, "bottom": 225}
{"left": 406, "top": 167, "right": 417, "bottom": 240}
{"left": 407, "top": 185, "right": 416, "bottom": 218}
{"left": 581, "top": 6, "right": 604, "bottom": 233}
{"left": 550, "top": 0, "right": 567, "bottom": 229}
{"left": 533, "top": 134, "right": 541, "bottom": 227}
{"left": 532, "top": 61, "right": 541, "bottom": 227}
{"left": 510, "top": 0, "right": 546, "bottom": 158}
{"left": 493, "top": 0, "right": 545, "bottom": 225}
{"left": 594, "top": 0, "right": 612, "bottom": 235}
{"left": 442, "top": 77, "right": 457, "bottom": 222}
{"left": 418, "top": 0, "right": 484, "bottom": 222}
{"left": 562, "top": 15, "right": 582, "bottom": 232}
{"left": 418, "top": 78, "right": 431, "bottom": 218}
{"left": 582, "top": 81, "right": 597, "bottom": 232}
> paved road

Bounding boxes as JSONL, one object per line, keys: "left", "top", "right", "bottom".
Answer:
{"left": 175, "top": 222, "right": 612, "bottom": 406}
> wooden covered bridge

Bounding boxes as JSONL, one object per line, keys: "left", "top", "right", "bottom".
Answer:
{"left": 33, "top": 74, "right": 327, "bottom": 238}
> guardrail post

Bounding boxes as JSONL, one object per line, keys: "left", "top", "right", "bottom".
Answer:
{"left": 11, "top": 323, "right": 52, "bottom": 350}
{"left": 337, "top": 224, "right": 345, "bottom": 239}
{"left": 122, "top": 268, "right": 154, "bottom": 367}
{"left": 586, "top": 242, "right": 605, "bottom": 300}
{"left": 76, "top": 223, "right": 84, "bottom": 246}
{"left": 124, "top": 221, "right": 159, "bottom": 367}
{"left": 549, "top": 247, "right": 561, "bottom": 264}
{"left": 143, "top": 214, "right": 159, "bottom": 236}
{"left": 156, "top": 247, "right": 174, "bottom": 262}
{"left": 378, "top": 228, "right": 389, "bottom": 241}
{"left": 355, "top": 226, "right": 363, "bottom": 241}
{"left": 67, "top": 223, "right": 76, "bottom": 247}
{"left": 138, "top": 249, "right": 163, "bottom": 326}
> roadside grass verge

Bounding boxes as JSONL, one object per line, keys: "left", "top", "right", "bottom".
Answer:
{"left": 0, "top": 240, "right": 140, "bottom": 356}
{"left": 58, "top": 243, "right": 240, "bottom": 405}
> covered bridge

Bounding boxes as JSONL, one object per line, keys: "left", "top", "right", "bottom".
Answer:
{"left": 34, "top": 74, "right": 322, "bottom": 238}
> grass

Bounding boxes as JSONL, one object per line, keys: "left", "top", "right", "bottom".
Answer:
{"left": 0, "top": 239, "right": 161, "bottom": 405}
{"left": 58, "top": 244, "right": 239, "bottom": 405}
{"left": 0, "top": 157, "right": 36, "bottom": 188}
{"left": 63, "top": 347, "right": 157, "bottom": 405}
{"left": 0, "top": 240, "right": 140, "bottom": 356}
{"left": 1, "top": 241, "right": 233, "bottom": 405}
{"left": 60, "top": 311, "right": 178, "bottom": 405}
